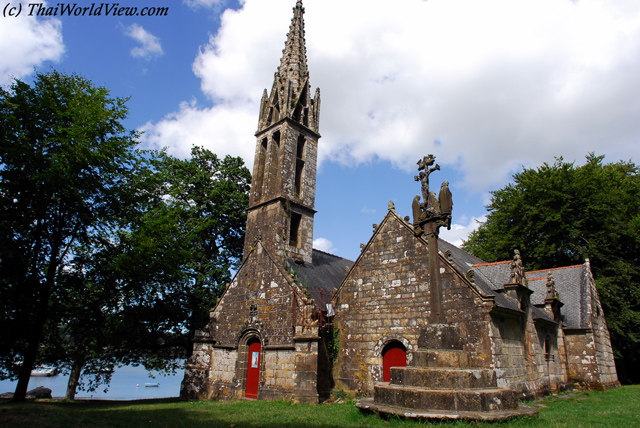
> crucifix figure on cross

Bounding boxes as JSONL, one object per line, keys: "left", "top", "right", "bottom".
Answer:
{"left": 415, "top": 154, "right": 440, "bottom": 205}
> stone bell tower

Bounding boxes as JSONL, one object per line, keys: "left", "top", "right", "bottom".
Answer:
{"left": 244, "top": 0, "right": 320, "bottom": 265}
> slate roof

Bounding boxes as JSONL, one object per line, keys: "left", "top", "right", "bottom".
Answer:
{"left": 437, "top": 240, "right": 523, "bottom": 314}
{"left": 286, "top": 249, "right": 354, "bottom": 296}
{"left": 531, "top": 306, "right": 557, "bottom": 324}
{"left": 436, "top": 240, "right": 564, "bottom": 326}
{"left": 438, "top": 241, "right": 585, "bottom": 327}
{"left": 471, "top": 261, "right": 512, "bottom": 292}
{"left": 526, "top": 265, "right": 589, "bottom": 329}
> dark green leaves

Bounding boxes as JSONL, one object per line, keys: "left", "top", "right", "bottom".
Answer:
{"left": 462, "top": 153, "right": 640, "bottom": 383}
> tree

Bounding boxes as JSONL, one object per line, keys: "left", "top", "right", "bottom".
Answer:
{"left": 462, "top": 154, "right": 640, "bottom": 383}
{"left": 50, "top": 147, "right": 251, "bottom": 400}
{"left": 116, "top": 147, "right": 251, "bottom": 360}
{"left": 0, "top": 71, "right": 145, "bottom": 401}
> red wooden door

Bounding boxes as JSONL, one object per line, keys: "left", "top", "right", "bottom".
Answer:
{"left": 245, "top": 341, "right": 261, "bottom": 399}
{"left": 383, "top": 345, "right": 406, "bottom": 382}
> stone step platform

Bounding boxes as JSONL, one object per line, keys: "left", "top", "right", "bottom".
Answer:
{"left": 373, "top": 382, "right": 519, "bottom": 413}
{"left": 357, "top": 397, "right": 539, "bottom": 422}
{"left": 390, "top": 366, "right": 498, "bottom": 390}
{"left": 410, "top": 349, "right": 470, "bottom": 368}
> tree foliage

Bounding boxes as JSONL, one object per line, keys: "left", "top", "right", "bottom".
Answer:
{"left": 462, "top": 154, "right": 640, "bottom": 383}
{"left": 113, "top": 147, "right": 251, "bottom": 362}
{"left": 0, "top": 71, "right": 252, "bottom": 400}
{"left": 0, "top": 71, "right": 145, "bottom": 400}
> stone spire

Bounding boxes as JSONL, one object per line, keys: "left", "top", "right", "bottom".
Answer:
{"left": 246, "top": 0, "right": 320, "bottom": 265}
{"left": 278, "top": 0, "right": 308, "bottom": 93}
{"left": 258, "top": 0, "right": 320, "bottom": 134}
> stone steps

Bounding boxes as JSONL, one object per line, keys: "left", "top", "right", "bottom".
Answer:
{"left": 357, "top": 397, "right": 539, "bottom": 421}
{"left": 374, "top": 382, "right": 518, "bottom": 412}
{"left": 358, "top": 324, "right": 538, "bottom": 420}
{"left": 410, "top": 349, "right": 470, "bottom": 368}
{"left": 390, "top": 366, "right": 498, "bottom": 390}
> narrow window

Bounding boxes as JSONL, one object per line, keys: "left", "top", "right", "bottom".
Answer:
{"left": 254, "top": 138, "right": 268, "bottom": 199}
{"left": 296, "top": 135, "right": 305, "bottom": 159}
{"left": 544, "top": 336, "right": 553, "bottom": 361}
{"left": 295, "top": 162, "right": 304, "bottom": 196}
{"left": 294, "top": 136, "right": 305, "bottom": 197}
{"left": 289, "top": 213, "right": 302, "bottom": 247}
{"left": 266, "top": 131, "right": 280, "bottom": 195}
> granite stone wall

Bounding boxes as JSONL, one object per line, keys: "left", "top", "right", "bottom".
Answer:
{"left": 333, "top": 211, "right": 494, "bottom": 396}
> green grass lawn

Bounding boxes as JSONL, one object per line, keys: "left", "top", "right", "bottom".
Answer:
{"left": 1, "top": 386, "right": 638, "bottom": 428}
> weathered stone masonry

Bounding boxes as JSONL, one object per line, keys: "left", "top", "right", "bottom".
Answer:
{"left": 181, "top": 1, "right": 619, "bottom": 416}
{"left": 333, "top": 210, "right": 495, "bottom": 395}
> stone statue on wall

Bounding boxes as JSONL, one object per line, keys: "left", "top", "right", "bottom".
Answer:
{"left": 546, "top": 272, "right": 559, "bottom": 299}
{"left": 510, "top": 249, "right": 526, "bottom": 285}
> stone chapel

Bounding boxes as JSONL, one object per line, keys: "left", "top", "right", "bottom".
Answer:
{"left": 181, "top": 1, "right": 619, "bottom": 419}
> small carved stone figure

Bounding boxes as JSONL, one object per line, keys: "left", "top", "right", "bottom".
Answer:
{"left": 438, "top": 181, "right": 453, "bottom": 215}
{"left": 546, "top": 272, "right": 559, "bottom": 299}
{"left": 425, "top": 191, "right": 441, "bottom": 217}
{"left": 412, "top": 195, "right": 422, "bottom": 224}
{"left": 414, "top": 154, "right": 440, "bottom": 205}
{"left": 510, "top": 249, "right": 525, "bottom": 285}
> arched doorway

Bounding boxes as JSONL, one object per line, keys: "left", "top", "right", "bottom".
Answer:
{"left": 382, "top": 341, "right": 407, "bottom": 382}
{"left": 245, "top": 338, "right": 261, "bottom": 399}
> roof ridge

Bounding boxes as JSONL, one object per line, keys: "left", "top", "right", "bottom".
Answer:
{"left": 312, "top": 247, "right": 354, "bottom": 263}
{"left": 473, "top": 260, "right": 511, "bottom": 267}
{"left": 527, "top": 264, "right": 583, "bottom": 275}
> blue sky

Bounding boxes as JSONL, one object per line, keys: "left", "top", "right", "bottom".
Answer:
{"left": 3, "top": 0, "right": 640, "bottom": 263}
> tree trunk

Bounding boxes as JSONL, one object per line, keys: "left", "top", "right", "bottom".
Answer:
{"left": 12, "top": 297, "right": 47, "bottom": 402}
{"left": 13, "top": 241, "right": 60, "bottom": 402}
{"left": 12, "top": 340, "right": 38, "bottom": 402}
{"left": 65, "top": 358, "right": 85, "bottom": 400}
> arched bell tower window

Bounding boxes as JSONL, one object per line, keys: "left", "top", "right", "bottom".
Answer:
{"left": 266, "top": 131, "right": 280, "bottom": 195}
{"left": 254, "top": 138, "right": 268, "bottom": 199}
{"left": 294, "top": 135, "right": 305, "bottom": 197}
{"left": 289, "top": 212, "right": 302, "bottom": 248}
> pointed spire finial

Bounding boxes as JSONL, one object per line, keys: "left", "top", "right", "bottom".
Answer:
{"left": 278, "top": 0, "right": 309, "bottom": 95}
{"left": 257, "top": 0, "right": 320, "bottom": 133}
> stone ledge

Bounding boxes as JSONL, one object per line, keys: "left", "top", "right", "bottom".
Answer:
{"left": 391, "top": 367, "right": 497, "bottom": 390}
{"left": 373, "top": 383, "right": 519, "bottom": 412}
{"left": 356, "top": 397, "right": 538, "bottom": 421}
{"left": 411, "top": 349, "right": 470, "bottom": 368}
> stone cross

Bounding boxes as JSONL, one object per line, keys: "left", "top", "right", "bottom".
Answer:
{"left": 410, "top": 154, "right": 452, "bottom": 324}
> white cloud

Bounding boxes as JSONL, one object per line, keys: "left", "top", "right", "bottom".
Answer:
{"left": 361, "top": 206, "right": 376, "bottom": 214}
{"left": 125, "top": 24, "right": 163, "bottom": 60}
{"left": 313, "top": 237, "right": 336, "bottom": 254}
{"left": 143, "top": 0, "right": 640, "bottom": 195}
{"left": 139, "top": 99, "right": 256, "bottom": 162}
{"left": 440, "top": 215, "right": 487, "bottom": 248}
{"left": 0, "top": 2, "right": 64, "bottom": 86}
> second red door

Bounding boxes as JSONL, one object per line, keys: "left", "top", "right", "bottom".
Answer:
{"left": 245, "top": 340, "right": 261, "bottom": 399}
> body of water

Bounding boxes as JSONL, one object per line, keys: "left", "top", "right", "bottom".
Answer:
{"left": 0, "top": 365, "right": 184, "bottom": 400}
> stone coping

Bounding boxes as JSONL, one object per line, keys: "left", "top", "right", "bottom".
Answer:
{"left": 356, "top": 397, "right": 539, "bottom": 422}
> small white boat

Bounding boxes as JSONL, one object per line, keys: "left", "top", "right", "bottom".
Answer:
{"left": 31, "top": 366, "right": 56, "bottom": 377}
{"left": 144, "top": 383, "right": 160, "bottom": 387}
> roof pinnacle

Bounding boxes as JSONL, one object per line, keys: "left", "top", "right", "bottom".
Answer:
{"left": 278, "top": 0, "right": 309, "bottom": 94}
{"left": 257, "top": 0, "right": 320, "bottom": 133}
